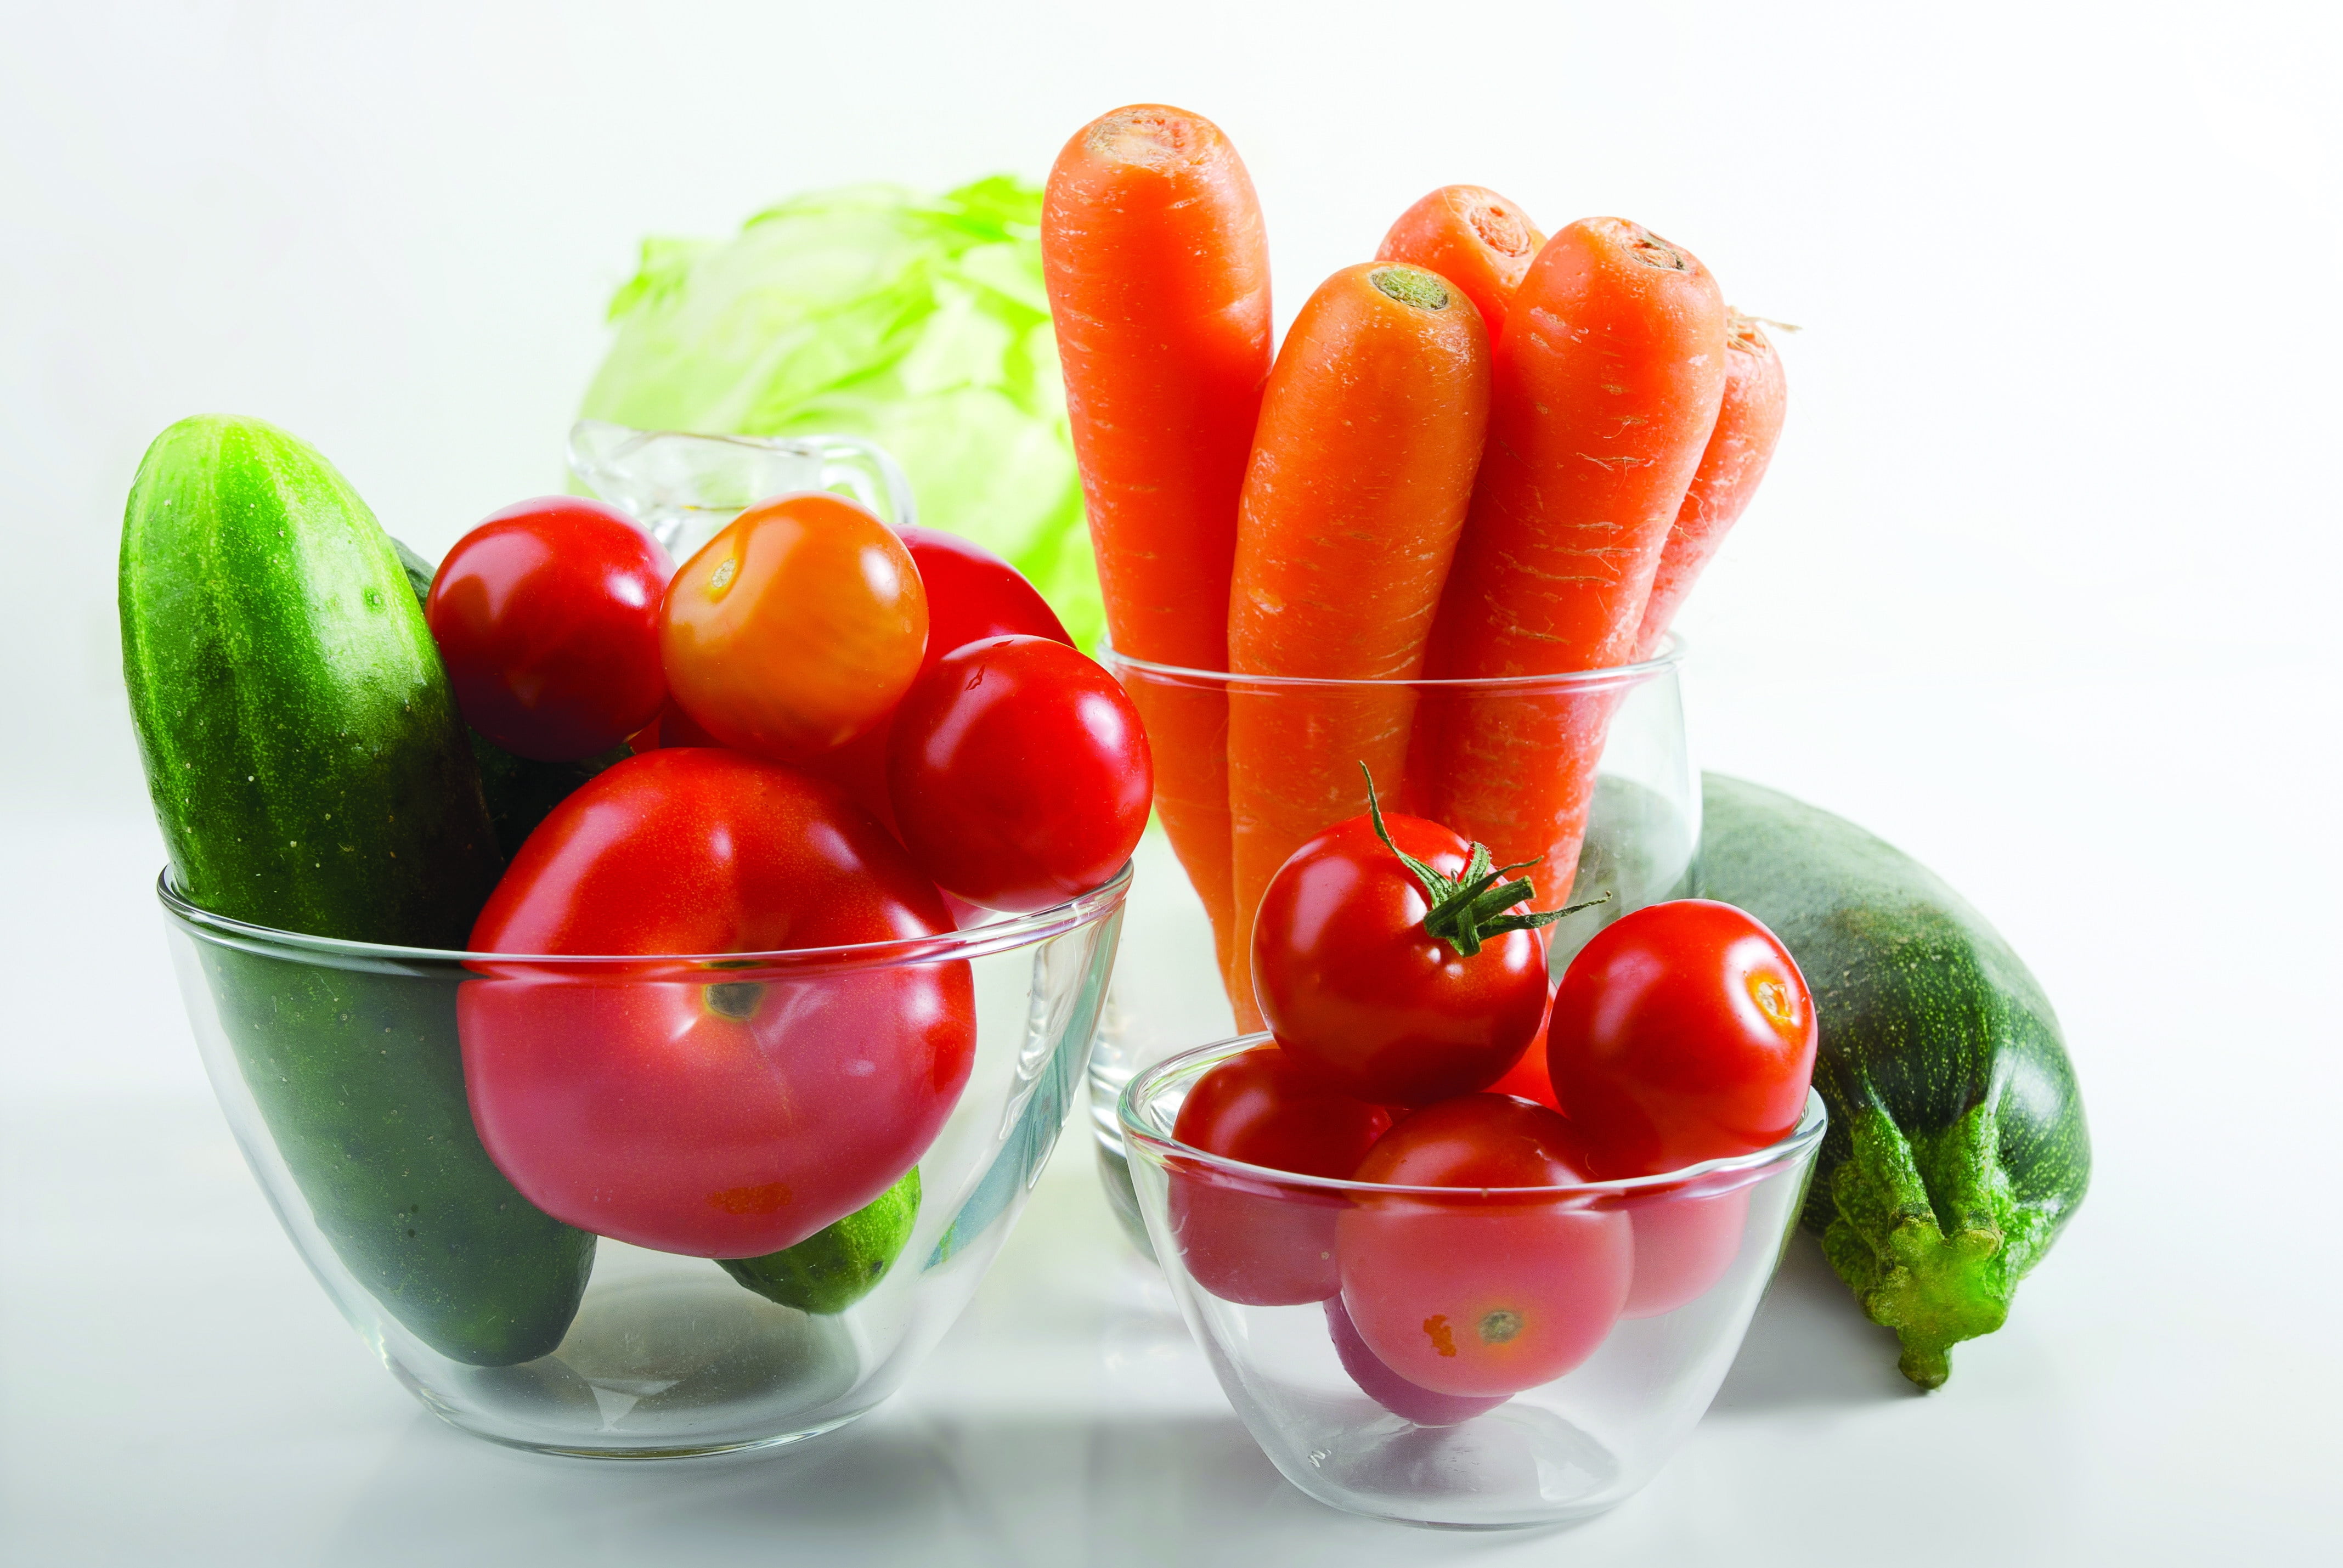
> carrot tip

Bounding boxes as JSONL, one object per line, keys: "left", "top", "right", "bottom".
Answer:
{"left": 1369, "top": 264, "right": 1452, "bottom": 312}
{"left": 1086, "top": 105, "right": 1209, "bottom": 167}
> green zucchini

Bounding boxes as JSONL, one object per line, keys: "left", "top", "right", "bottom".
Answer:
{"left": 122, "top": 415, "right": 594, "bottom": 1365}
{"left": 1696, "top": 773, "right": 2089, "bottom": 1389}
{"left": 388, "top": 536, "right": 628, "bottom": 860}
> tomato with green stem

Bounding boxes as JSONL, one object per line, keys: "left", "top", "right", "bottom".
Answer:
{"left": 1250, "top": 772, "right": 1587, "bottom": 1104}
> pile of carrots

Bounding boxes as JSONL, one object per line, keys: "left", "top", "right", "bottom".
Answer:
{"left": 1041, "top": 106, "right": 1787, "bottom": 1025}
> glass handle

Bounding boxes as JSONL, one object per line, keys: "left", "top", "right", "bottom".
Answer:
{"left": 816, "top": 437, "right": 916, "bottom": 529}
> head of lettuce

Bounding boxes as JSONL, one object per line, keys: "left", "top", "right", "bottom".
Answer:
{"left": 579, "top": 176, "right": 1099, "bottom": 648}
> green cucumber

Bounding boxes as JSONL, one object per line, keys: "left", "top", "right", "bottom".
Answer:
{"left": 1696, "top": 774, "right": 2089, "bottom": 1389}
{"left": 388, "top": 536, "right": 628, "bottom": 860}
{"left": 719, "top": 1167, "right": 921, "bottom": 1315}
{"left": 123, "top": 415, "right": 595, "bottom": 1365}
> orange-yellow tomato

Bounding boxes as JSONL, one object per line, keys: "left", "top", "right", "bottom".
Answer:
{"left": 660, "top": 492, "right": 927, "bottom": 763}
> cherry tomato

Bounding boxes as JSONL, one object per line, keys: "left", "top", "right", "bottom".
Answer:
{"left": 1546, "top": 899, "right": 1817, "bottom": 1177}
{"left": 1337, "top": 1095, "right": 1630, "bottom": 1397}
{"left": 888, "top": 636, "right": 1152, "bottom": 912}
{"left": 660, "top": 492, "right": 926, "bottom": 764}
{"left": 1323, "top": 1293, "right": 1508, "bottom": 1426}
{"left": 424, "top": 497, "right": 671, "bottom": 761}
{"left": 801, "top": 527, "right": 1072, "bottom": 831}
{"left": 1167, "top": 1046, "right": 1392, "bottom": 1306}
{"left": 1251, "top": 808, "right": 1555, "bottom": 1104}
{"left": 458, "top": 748, "right": 974, "bottom": 1259}
{"left": 1622, "top": 1186, "right": 1752, "bottom": 1319}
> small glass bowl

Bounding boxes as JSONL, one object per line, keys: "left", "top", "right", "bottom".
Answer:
{"left": 159, "top": 866, "right": 1127, "bottom": 1458}
{"left": 1120, "top": 1037, "right": 1824, "bottom": 1528}
{"left": 1091, "top": 641, "right": 1697, "bottom": 1254}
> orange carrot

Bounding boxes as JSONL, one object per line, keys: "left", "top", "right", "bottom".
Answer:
{"left": 1375, "top": 185, "right": 1545, "bottom": 338}
{"left": 1633, "top": 311, "right": 1788, "bottom": 659}
{"left": 1421, "top": 217, "right": 1728, "bottom": 904}
{"left": 1224, "top": 262, "right": 1492, "bottom": 1025}
{"left": 1042, "top": 106, "right": 1273, "bottom": 985}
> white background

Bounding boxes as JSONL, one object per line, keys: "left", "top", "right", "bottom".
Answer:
{"left": 3, "top": 1, "right": 2339, "bottom": 1562}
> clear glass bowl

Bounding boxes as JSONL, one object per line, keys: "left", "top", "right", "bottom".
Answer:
{"left": 158, "top": 866, "right": 1127, "bottom": 1458}
{"left": 1120, "top": 1037, "right": 1823, "bottom": 1528}
{"left": 1091, "top": 643, "right": 1696, "bottom": 1253}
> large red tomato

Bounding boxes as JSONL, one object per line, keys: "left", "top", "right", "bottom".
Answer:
{"left": 1166, "top": 1046, "right": 1392, "bottom": 1306}
{"left": 425, "top": 497, "right": 671, "bottom": 761}
{"left": 1546, "top": 899, "right": 1816, "bottom": 1177}
{"left": 1336, "top": 1096, "right": 1630, "bottom": 1397}
{"left": 1251, "top": 805, "right": 1559, "bottom": 1105}
{"left": 888, "top": 636, "right": 1152, "bottom": 912}
{"left": 457, "top": 748, "right": 974, "bottom": 1258}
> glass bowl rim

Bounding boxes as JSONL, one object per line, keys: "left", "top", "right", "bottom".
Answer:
{"left": 155, "top": 859, "right": 1132, "bottom": 974}
{"left": 1100, "top": 633, "right": 1684, "bottom": 693}
{"left": 1119, "top": 1034, "right": 1826, "bottom": 1199}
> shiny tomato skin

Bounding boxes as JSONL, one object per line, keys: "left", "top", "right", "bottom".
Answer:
{"left": 1337, "top": 1095, "right": 1630, "bottom": 1397}
{"left": 1252, "top": 814, "right": 1551, "bottom": 1105}
{"left": 1546, "top": 899, "right": 1817, "bottom": 1177}
{"left": 1622, "top": 1186, "right": 1752, "bottom": 1319}
{"left": 888, "top": 636, "right": 1152, "bottom": 912}
{"left": 660, "top": 492, "right": 927, "bottom": 765}
{"left": 425, "top": 498, "right": 671, "bottom": 761}
{"left": 458, "top": 748, "right": 974, "bottom": 1258}
{"left": 1167, "top": 1046, "right": 1393, "bottom": 1306}
{"left": 800, "top": 528, "right": 1072, "bottom": 831}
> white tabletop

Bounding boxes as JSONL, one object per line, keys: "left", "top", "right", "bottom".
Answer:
{"left": 3, "top": 794, "right": 2335, "bottom": 1566}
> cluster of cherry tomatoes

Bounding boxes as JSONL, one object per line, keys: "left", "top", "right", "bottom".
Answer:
{"left": 416, "top": 492, "right": 1152, "bottom": 1261}
{"left": 1170, "top": 796, "right": 1817, "bottom": 1417}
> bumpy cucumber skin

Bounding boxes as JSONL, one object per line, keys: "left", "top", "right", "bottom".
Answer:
{"left": 720, "top": 1167, "right": 921, "bottom": 1315}
{"left": 122, "top": 417, "right": 499, "bottom": 947}
{"left": 1696, "top": 774, "right": 2088, "bottom": 1389}
{"left": 123, "top": 416, "right": 594, "bottom": 1366}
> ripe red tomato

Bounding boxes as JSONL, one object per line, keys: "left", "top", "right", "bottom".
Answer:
{"left": 457, "top": 748, "right": 974, "bottom": 1259}
{"left": 660, "top": 492, "right": 926, "bottom": 765}
{"left": 1323, "top": 1293, "right": 1509, "bottom": 1426}
{"left": 888, "top": 636, "right": 1151, "bottom": 912}
{"left": 1546, "top": 899, "right": 1817, "bottom": 1177}
{"left": 1621, "top": 1186, "right": 1752, "bottom": 1319}
{"left": 1167, "top": 1046, "right": 1392, "bottom": 1306}
{"left": 424, "top": 497, "right": 671, "bottom": 761}
{"left": 1336, "top": 1095, "right": 1630, "bottom": 1397}
{"left": 800, "top": 528, "right": 1072, "bottom": 831}
{"left": 1251, "top": 809, "right": 1555, "bottom": 1104}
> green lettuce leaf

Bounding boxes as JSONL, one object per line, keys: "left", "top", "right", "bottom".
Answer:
{"left": 579, "top": 176, "right": 1098, "bottom": 647}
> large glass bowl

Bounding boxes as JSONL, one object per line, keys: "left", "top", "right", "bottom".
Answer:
{"left": 158, "top": 866, "right": 1127, "bottom": 1458}
{"left": 1121, "top": 1037, "right": 1823, "bottom": 1529}
{"left": 1092, "top": 642, "right": 1696, "bottom": 1252}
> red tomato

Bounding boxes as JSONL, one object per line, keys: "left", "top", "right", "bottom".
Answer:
{"left": 1622, "top": 1186, "right": 1752, "bottom": 1319}
{"left": 801, "top": 528, "right": 1072, "bottom": 831}
{"left": 1546, "top": 899, "right": 1817, "bottom": 1177}
{"left": 1485, "top": 1016, "right": 1559, "bottom": 1108}
{"left": 1167, "top": 1046, "right": 1392, "bottom": 1306}
{"left": 1323, "top": 1293, "right": 1509, "bottom": 1426}
{"left": 1337, "top": 1096, "right": 1630, "bottom": 1397}
{"left": 660, "top": 492, "right": 927, "bottom": 765}
{"left": 424, "top": 497, "right": 671, "bottom": 761}
{"left": 457, "top": 748, "right": 975, "bottom": 1259}
{"left": 1251, "top": 811, "right": 1553, "bottom": 1104}
{"left": 888, "top": 636, "right": 1151, "bottom": 912}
